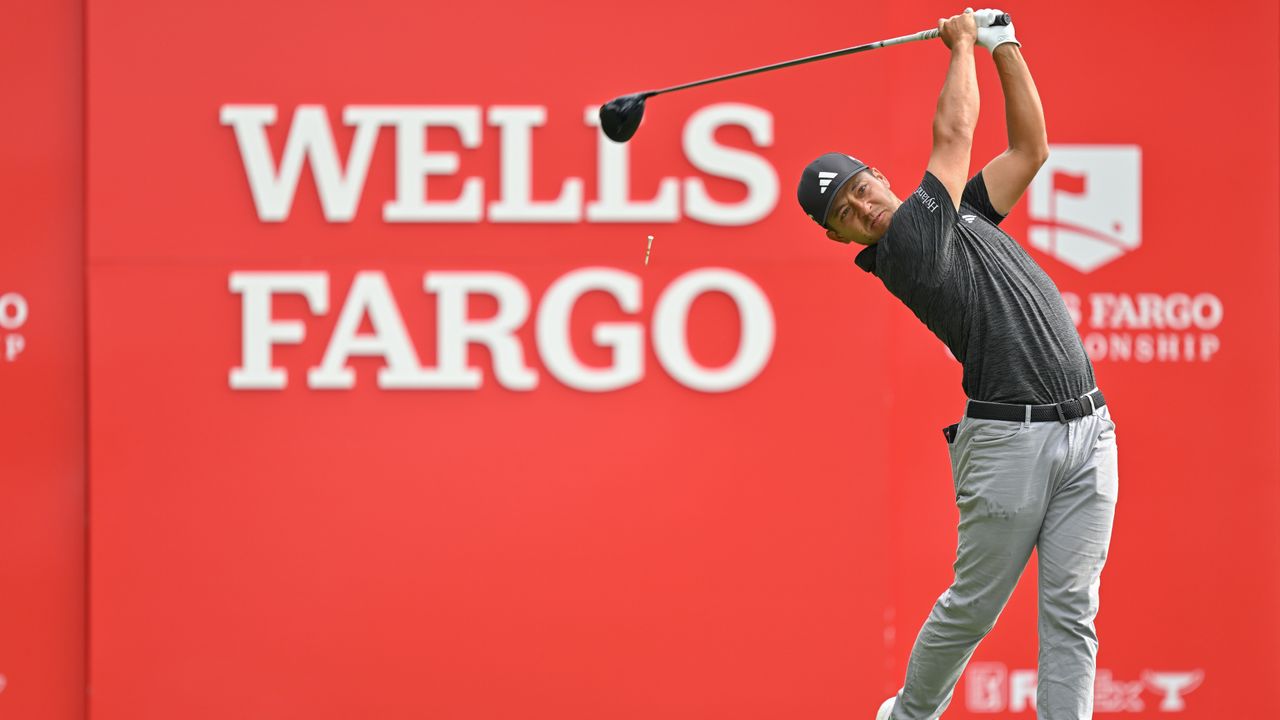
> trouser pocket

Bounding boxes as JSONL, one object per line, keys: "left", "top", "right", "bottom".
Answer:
{"left": 944, "top": 422, "right": 962, "bottom": 500}
{"left": 942, "top": 423, "right": 960, "bottom": 444}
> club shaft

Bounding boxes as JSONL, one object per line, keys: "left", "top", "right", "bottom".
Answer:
{"left": 648, "top": 29, "right": 936, "bottom": 98}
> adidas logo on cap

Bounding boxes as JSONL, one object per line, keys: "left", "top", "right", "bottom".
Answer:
{"left": 798, "top": 152, "right": 868, "bottom": 229}
{"left": 818, "top": 171, "right": 838, "bottom": 194}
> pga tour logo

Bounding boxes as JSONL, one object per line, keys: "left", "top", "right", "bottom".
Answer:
{"left": 1028, "top": 145, "right": 1142, "bottom": 273}
{"left": 965, "top": 662, "right": 1203, "bottom": 713}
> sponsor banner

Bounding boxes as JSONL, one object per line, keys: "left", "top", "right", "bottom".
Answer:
{"left": 0, "top": 0, "right": 86, "bottom": 717}
{"left": 1028, "top": 145, "right": 1142, "bottom": 274}
{"left": 965, "top": 663, "right": 1205, "bottom": 714}
{"left": 88, "top": 261, "right": 895, "bottom": 717}
{"left": 224, "top": 267, "right": 777, "bottom": 393}
{"left": 85, "top": 0, "right": 1279, "bottom": 718}
{"left": 1031, "top": 145, "right": 1225, "bottom": 365}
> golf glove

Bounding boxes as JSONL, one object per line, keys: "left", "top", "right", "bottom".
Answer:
{"left": 971, "top": 8, "right": 1021, "bottom": 52}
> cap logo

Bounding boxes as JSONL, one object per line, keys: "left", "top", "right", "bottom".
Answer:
{"left": 817, "top": 171, "right": 838, "bottom": 194}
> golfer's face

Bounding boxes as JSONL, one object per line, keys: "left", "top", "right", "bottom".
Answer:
{"left": 826, "top": 170, "right": 894, "bottom": 245}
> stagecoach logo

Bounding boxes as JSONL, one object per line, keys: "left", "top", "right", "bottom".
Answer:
{"left": 965, "top": 662, "right": 1203, "bottom": 713}
{"left": 1028, "top": 144, "right": 1142, "bottom": 273}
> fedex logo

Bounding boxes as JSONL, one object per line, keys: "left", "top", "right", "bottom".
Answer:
{"left": 1028, "top": 145, "right": 1142, "bottom": 273}
{"left": 965, "top": 663, "right": 1203, "bottom": 713}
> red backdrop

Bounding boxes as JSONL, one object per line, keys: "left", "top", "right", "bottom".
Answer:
{"left": 5, "top": 0, "right": 1278, "bottom": 717}
{"left": 0, "top": 1, "right": 85, "bottom": 717}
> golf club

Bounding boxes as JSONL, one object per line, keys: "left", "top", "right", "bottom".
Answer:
{"left": 599, "top": 12, "right": 1011, "bottom": 143}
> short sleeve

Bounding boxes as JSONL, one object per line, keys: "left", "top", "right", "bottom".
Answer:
{"left": 961, "top": 172, "right": 1007, "bottom": 225}
{"left": 878, "top": 172, "right": 958, "bottom": 280}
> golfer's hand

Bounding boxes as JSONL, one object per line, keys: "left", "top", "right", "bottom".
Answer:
{"left": 970, "top": 8, "right": 1005, "bottom": 28}
{"left": 939, "top": 10, "right": 978, "bottom": 50}
{"left": 972, "top": 8, "right": 1020, "bottom": 52}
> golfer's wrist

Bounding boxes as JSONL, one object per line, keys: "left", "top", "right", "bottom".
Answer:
{"left": 992, "top": 41, "right": 1021, "bottom": 59}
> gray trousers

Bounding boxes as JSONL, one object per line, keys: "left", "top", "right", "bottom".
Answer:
{"left": 891, "top": 405, "right": 1118, "bottom": 720}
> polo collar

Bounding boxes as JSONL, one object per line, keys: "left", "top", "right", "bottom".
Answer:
{"left": 854, "top": 244, "right": 879, "bottom": 274}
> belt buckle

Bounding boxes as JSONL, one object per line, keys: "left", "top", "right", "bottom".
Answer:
{"left": 1055, "top": 401, "right": 1069, "bottom": 423}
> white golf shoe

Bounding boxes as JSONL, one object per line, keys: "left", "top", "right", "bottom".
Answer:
{"left": 875, "top": 695, "right": 896, "bottom": 720}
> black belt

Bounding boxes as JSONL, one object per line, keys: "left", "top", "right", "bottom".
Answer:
{"left": 966, "top": 389, "right": 1106, "bottom": 423}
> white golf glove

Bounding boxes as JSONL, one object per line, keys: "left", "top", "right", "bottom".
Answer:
{"left": 968, "top": 7, "right": 1021, "bottom": 52}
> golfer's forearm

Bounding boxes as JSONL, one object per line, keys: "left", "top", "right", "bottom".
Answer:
{"left": 934, "top": 45, "right": 979, "bottom": 144}
{"left": 994, "top": 45, "right": 1048, "bottom": 160}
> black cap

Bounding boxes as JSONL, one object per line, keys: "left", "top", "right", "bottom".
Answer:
{"left": 797, "top": 152, "right": 868, "bottom": 228}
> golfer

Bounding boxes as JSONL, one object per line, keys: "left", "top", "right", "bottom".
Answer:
{"left": 796, "top": 9, "right": 1119, "bottom": 720}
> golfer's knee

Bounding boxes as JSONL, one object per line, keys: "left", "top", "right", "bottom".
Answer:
{"left": 927, "top": 589, "right": 1005, "bottom": 639}
{"left": 1039, "top": 585, "right": 1099, "bottom": 637}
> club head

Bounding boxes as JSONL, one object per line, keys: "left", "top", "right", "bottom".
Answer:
{"left": 599, "top": 93, "right": 648, "bottom": 143}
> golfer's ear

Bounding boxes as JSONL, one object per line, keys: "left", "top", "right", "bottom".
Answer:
{"left": 826, "top": 229, "right": 848, "bottom": 244}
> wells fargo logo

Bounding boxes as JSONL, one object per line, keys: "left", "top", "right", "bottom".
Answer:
{"left": 220, "top": 103, "right": 783, "bottom": 394}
